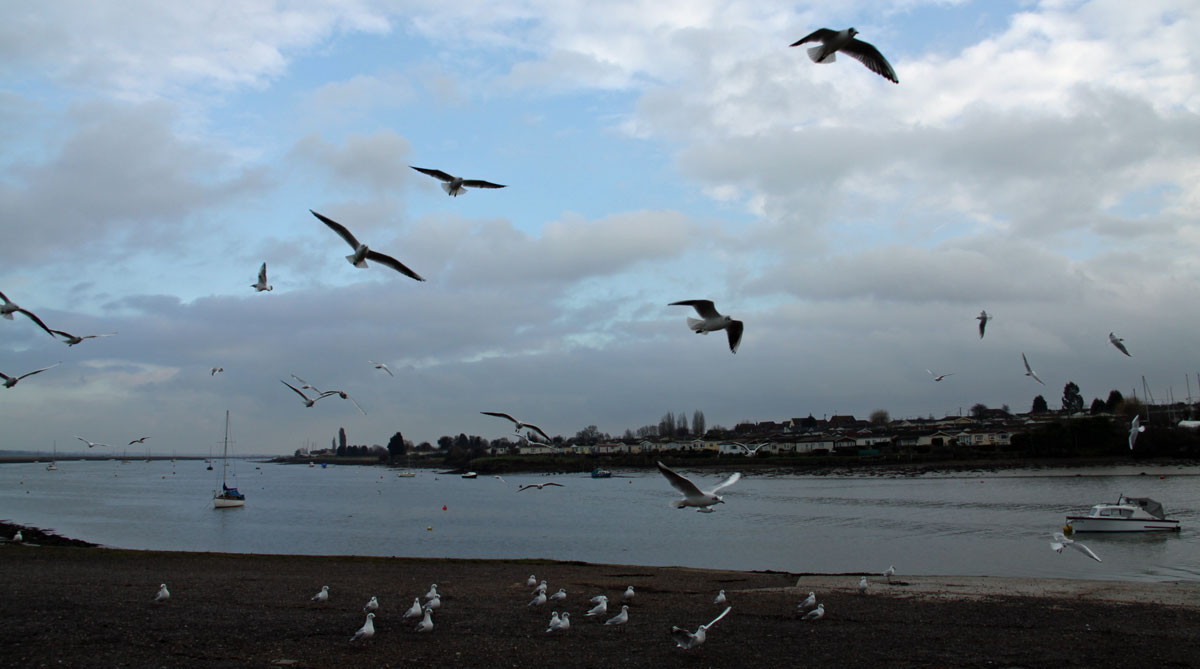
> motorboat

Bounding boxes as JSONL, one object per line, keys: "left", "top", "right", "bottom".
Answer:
{"left": 397, "top": 471, "right": 416, "bottom": 478}
{"left": 461, "top": 472, "right": 478, "bottom": 479}
{"left": 1065, "top": 495, "right": 1180, "bottom": 533}
{"left": 591, "top": 466, "right": 612, "bottom": 479}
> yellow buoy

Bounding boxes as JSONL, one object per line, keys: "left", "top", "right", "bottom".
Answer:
{"left": 427, "top": 526, "right": 433, "bottom": 531}
{"left": 1063, "top": 524, "right": 1073, "bottom": 536}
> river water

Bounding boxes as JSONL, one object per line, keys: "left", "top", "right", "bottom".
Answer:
{"left": 2, "top": 460, "right": 1197, "bottom": 582}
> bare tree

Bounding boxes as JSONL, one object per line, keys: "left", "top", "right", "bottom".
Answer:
{"left": 692, "top": 410, "right": 706, "bottom": 438}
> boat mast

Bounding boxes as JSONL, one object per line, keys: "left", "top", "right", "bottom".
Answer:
{"left": 222, "top": 410, "right": 230, "bottom": 487}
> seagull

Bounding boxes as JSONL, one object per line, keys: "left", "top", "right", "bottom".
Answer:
{"left": 533, "top": 580, "right": 548, "bottom": 595}
{"left": 128, "top": 437, "right": 149, "bottom": 445}
{"left": 424, "top": 595, "right": 441, "bottom": 610}
{"left": 154, "top": 583, "right": 170, "bottom": 602}
{"left": 310, "top": 209, "right": 425, "bottom": 281}
{"left": 696, "top": 507, "right": 716, "bottom": 513}
{"left": 2, "top": 363, "right": 60, "bottom": 389}
{"left": 363, "top": 596, "right": 379, "bottom": 612}
{"left": 281, "top": 380, "right": 332, "bottom": 408}
{"left": 369, "top": 360, "right": 394, "bottom": 377}
{"left": 529, "top": 592, "right": 547, "bottom": 607}
{"left": 252, "top": 262, "right": 273, "bottom": 292}
{"left": 656, "top": 461, "right": 742, "bottom": 509}
{"left": 605, "top": 605, "right": 629, "bottom": 629}
{"left": 518, "top": 482, "right": 565, "bottom": 492}
{"left": 75, "top": 436, "right": 109, "bottom": 449}
{"left": 410, "top": 166, "right": 506, "bottom": 197}
{"left": 1021, "top": 353, "right": 1045, "bottom": 386}
{"left": 49, "top": 329, "right": 117, "bottom": 347}
{"left": 526, "top": 574, "right": 538, "bottom": 588}
{"left": 585, "top": 598, "right": 608, "bottom": 617}
{"left": 425, "top": 583, "right": 439, "bottom": 600}
{"left": 668, "top": 300, "right": 743, "bottom": 354}
{"left": 210, "top": 367, "right": 223, "bottom": 376}
{"left": 319, "top": 389, "right": 368, "bottom": 415}
{"left": 1129, "top": 415, "right": 1146, "bottom": 450}
{"left": 311, "top": 585, "right": 329, "bottom": 602}
{"left": 977, "top": 310, "right": 991, "bottom": 339}
{"left": 351, "top": 612, "right": 375, "bottom": 642}
{"left": 883, "top": 565, "right": 896, "bottom": 583}
{"left": 731, "top": 442, "right": 766, "bottom": 456}
{"left": 403, "top": 597, "right": 423, "bottom": 619}
{"left": 546, "top": 611, "right": 561, "bottom": 632}
{"left": 798, "top": 591, "right": 817, "bottom": 611}
{"left": 623, "top": 586, "right": 636, "bottom": 602}
{"left": 671, "top": 606, "right": 731, "bottom": 650}
{"left": 0, "top": 291, "right": 57, "bottom": 338}
{"left": 549, "top": 588, "right": 567, "bottom": 602}
{"left": 416, "top": 608, "right": 434, "bottom": 632}
{"left": 713, "top": 590, "right": 727, "bottom": 605}
{"left": 1051, "top": 532, "right": 1102, "bottom": 562}
{"left": 802, "top": 603, "right": 825, "bottom": 621}
{"left": 1109, "top": 332, "right": 1131, "bottom": 357}
{"left": 12, "top": 530, "right": 23, "bottom": 543}
{"left": 290, "top": 374, "right": 321, "bottom": 392}
{"left": 480, "top": 411, "right": 552, "bottom": 442}
{"left": 589, "top": 593, "right": 608, "bottom": 605}
{"left": 789, "top": 28, "right": 898, "bottom": 83}
{"left": 857, "top": 576, "right": 869, "bottom": 595}
{"left": 554, "top": 612, "right": 571, "bottom": 632}
{"left": 927, "top": 370, "right": 953, "bottom": 382}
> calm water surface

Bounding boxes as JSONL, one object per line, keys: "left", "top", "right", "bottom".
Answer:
{"left": 2, "top": 460, "right": 1198, "bottom": 582}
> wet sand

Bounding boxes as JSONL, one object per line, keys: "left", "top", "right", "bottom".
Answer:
{"left": 1, "top": 536, "right": 1198, "bottom": 668}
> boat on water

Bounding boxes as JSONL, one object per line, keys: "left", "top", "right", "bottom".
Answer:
{"left": 46, "top": 441, "right": 57, "bottom": 470}
{"left": 461, "top": 471, "right": 478, "bottom": 479}
{"left": 213, "top": 410, "right": 245, "bottom": 509}
{"left": 397, "top": 471, "right": 416, "bottom": 478}
{"left": 1065, "top": 495, "right": 1180, "bottom": 533}
{"left": 591, "top": 466, "right": 612, "bottom": 479}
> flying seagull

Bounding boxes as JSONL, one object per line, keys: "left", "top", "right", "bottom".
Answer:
{"left": 789, "top": 28, "right": 898, "bottom": 83}
{"left": 410, "top": 166, "right": 506, "bottom": 197}
{"left": 480, "top": 411, "right": 552, "bottom": 442}
{"left": 369, "top": 360, "right": 394, "bottom": 377}
{"left": 310, "top": 209, "right": 425, "bottom": 281}
{"left": 1129, "top": 415, "right": 1145, "bottom": 450}
{"left": 976, "top": 310, "right": 991, "bottom": 339}
{"left": 290, "top": 374, "right": 321, "bottom": 392}
{"left": 49, "top": 329, "right": 117, "bottom": 347}
{"left": 1109, "top": 332, "right": 1131, "bottom": 357}
{"left": 0, "top": 291, "right": 57, "bottom": 338}
{"left": 668, "top": 300, "right": 743, "bottom": 354}
{"left": 76, "top": 436, "right": 109, "bottom": 449}
{"left": 927, "top": 370, "right": 953, "bottom": 382}
{"left": 281, "top": 380, "right": 332, "bottom": 408}
{"left": 1050, "top": 532, "right": 1102, "bottom": 562}
{"left": 319, "top": 389, "right": 368, "bottom": 415}
{"left": 252, "top": 262, "right": 273, "bottom": 292}
{"left": 351, "top": 612, "right": 375, "bottom": 642}
{"left": 1021, "top": 353, "right": 1045, "bottom": 386}
{"left": 517, "top": 482, "right": 565, "bottom": 492}
{"left": 656, "top": 461, "right": 741, "bottom": 510}
{"left": 671, "top": 606, "right": 732, "bottom": 650}
{"left": 731, "top": 442, "right": 766, "bottom": 456}
{"left": 128, "top": 437, "right": 149, "bottom": 445}
{"left": 210, "top": 367, "right": 224, "bottom": 376}
{"left": 2, "top": 363, "right": 60, "bottom": 389}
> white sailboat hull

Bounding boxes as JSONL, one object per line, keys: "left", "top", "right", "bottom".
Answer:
{"left": 213, "top": 497, "right": 245, "bottom": 508}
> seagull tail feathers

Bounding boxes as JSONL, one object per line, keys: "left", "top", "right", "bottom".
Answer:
{"left": 686, "top": 317, "right": 705, "bottom": 332}
{"left": 440, "top": 183, "right": 462, "bottom": 196}
{"left": 671, "top": 499, "right": 687, "bottom": 509}
{"left": 808, "top": 46, "right": 832, "bottom": 63}
{"left": 346, "top": 254, "right": 368, "bottom": 268}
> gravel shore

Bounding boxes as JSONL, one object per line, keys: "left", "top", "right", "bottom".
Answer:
{"left": 2, "top": 530, "right": 1198, "bottom": 668}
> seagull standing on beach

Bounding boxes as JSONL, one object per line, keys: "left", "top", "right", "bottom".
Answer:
{"left": 154, "top": 584, "right": 170, "bottom": 602}
{"left": 789, "top": 28, "right": 898, "bottom": 83}
{"left": 480, "top": 411, "right": 552, "bottom": 442}
{"left": 671, "top": 606, "right": 731, "bottom": 649}
{"left": 363, "top": 596, "right": 379, "bottom": 612}
{"left": 12, "top": 530, "right": 22, "bottom": 543}
{"left": 49, "top": 329, "right": 116, "bottom": 347}
{"left": 857, "top": 576, "right": 869, "bottom": 594}
{"left": 1050, "top": 532, "right": 1102, "bottom": 562}
{"left": 802, "top": 603, "right": 825, "bottom": 621}
{"left": 883, "top": 565, "right": 896, "bottom": 583}
{"left": 606, "top": 605, "right": 630, "bottom": 630}
{"left": 424, "top": 595, "right": 441, "bottom": 611}
{"left": 369, "top": 360, "right": 393, "bottom": 377}
{"left": 798, "top": 592, "right": 816, "bottom": 611}
{"left": 1109, "top": 332, "right": 1132, "bottom": 357}
{"left": 532, "top": 580, "right": 547, "bottom": 595}
{"left": 252, "top": 262, "right": 273, "bottom": 292}
{"left": 977, "top": 310, "right": 991, "bottom": 339}
{"left": 351, "top": 613, "right": 375, "bottom": 642}
{"left": 410, "top": 166, "right": 506, "bottom": 197}
{"left": 1129, "top": 415, "right": 1146, "bottom": 450}
{"left": 713, "top": 590, "right": 727, "bottom": 605}
{"left": 546, "top": 611, "right": 561, "bottom": 632}
{"left": 585, "top": 597, "right": 608, "bottom": 617}
{"left": 549, "top": 588, "right": 567, "bottom": 602}
{"left": 311, "top": 209, "right": 426, "bottom": 281}
{"left": 668, "top": 300, "right": 743, "bottom": 354}
{"left": 403, "top": 597, "right": 423, "bottom": 619}
{"left": 312, "top": 585, "right": 329, "bottom": 602}
{"left": 623, "top": 586, "right": 636, "bottom": 602}
{"left": 529, "top": 592, "right": 547, "bottom": 607}
{"left": 416, "top": 608, "right": 434, "bottom": 632}
{"left": 2, "top": 363, "right": 60, "bottom": 389}
{"left": 526, "top": 575, "right": 537, "bottom": 588}
{"left": 656, "top": 461, "right": 742, "bottom": 510}
{"left": 1022, "top": 353, "right": 1046, "bottom": 386}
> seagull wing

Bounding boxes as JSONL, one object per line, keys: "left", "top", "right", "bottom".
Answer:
{"left": 310, "top": 210, "right": 361, "bottom": 250}
{"left": 410, "top": 166, "right": 455, "bottom": 182}
{"left": 1031, "top": 371, "right": 1045, "bottom": 386}
{"left": 706, "top": 605, "right": 732, "bottom": 629}
{"left": 346, "top": 395, "right": 367, "bottom": 415}
{"left": 0, "top": 290, "right": 9, "bottom": 305}
{"left": 726, "top": 319, "right": 743, "bottom": 353}
{"left": 364, "top": 249, "right": 426, "bottom": 281}
{"left": 517, "top": 485, "right": 536, "bottom": 492}
{"left": 258, "top": 263, "right": 268, "bottom": 283}
{"left": 281, "top": 380, "right": 311, "bottom": 401}
{"left": 841, "top": 38, "right": 899, "bottom": 83}
{"left": 669, "top": 299, "right": 720, "bottom": 318}
{"left": 524, "top": 423, "right": 552, "bottom": 442}
{"left": 656, "top": 461, "right": 705, "bottom": 498}
{"left": 16, "top": 309, "right": 57, "bottom": 338}
{"left": 19, "top": 363, "right": 60, "bottom": 380}
{"left": 1022, "top": 353, "right": 1033, "bottom": 374}
{"left": 789, "top": 28, "right": 836, "bottom": 47}
{"left": 708, "top": 472, "right": 742, "bottom": 495}
{"left": 542, "top": 482, "right": 564, "bottom": 488}
{"left": 481, "top": 411, "right": 519, "bottom": 425}
{"left": 461, "top": 179, "right": 506, "bottom": 189}
{"left": 1070, "top": 541, "right": 1102, "bottom": 563}
{"left": 670, "top": 626, "right": 697, "bottom": 648}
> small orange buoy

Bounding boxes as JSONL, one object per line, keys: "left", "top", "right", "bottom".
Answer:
{"left": 427, "top": 526, "right": 433, "bottom": 531}
{"left": 442, "top": 505, "right": 447, "bottom": 511}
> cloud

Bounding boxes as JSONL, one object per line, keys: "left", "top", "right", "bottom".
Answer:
{"left": 289, "top": 131, "right": 414, "bottom": 196}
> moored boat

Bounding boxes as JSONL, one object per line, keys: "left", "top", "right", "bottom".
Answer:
{"left": 461, "top": 471, "right": 478, "bottom": 479}
{"left": 1066, "top": 495, "right": 1180, "bottom": 533}
{"left": 591, "top": 466, "right": 612, "bottom": 479}
{"left": 213, "top": 410, "right": 245, "bottom": 509}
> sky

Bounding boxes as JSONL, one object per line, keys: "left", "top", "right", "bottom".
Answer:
{"left": 2, "top": 0, "right": 1199, "bottom": 456}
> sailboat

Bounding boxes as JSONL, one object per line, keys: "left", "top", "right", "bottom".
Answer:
{"left": 213, "top": 410, "right": 245, "bottom": 509}
{"left": 46, "top": 441, "right": 57, "bottom": 470}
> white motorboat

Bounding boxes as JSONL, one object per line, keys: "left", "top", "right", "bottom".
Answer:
{"left": 1065, "top": 495, "right": 1180, "bottom": 533}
